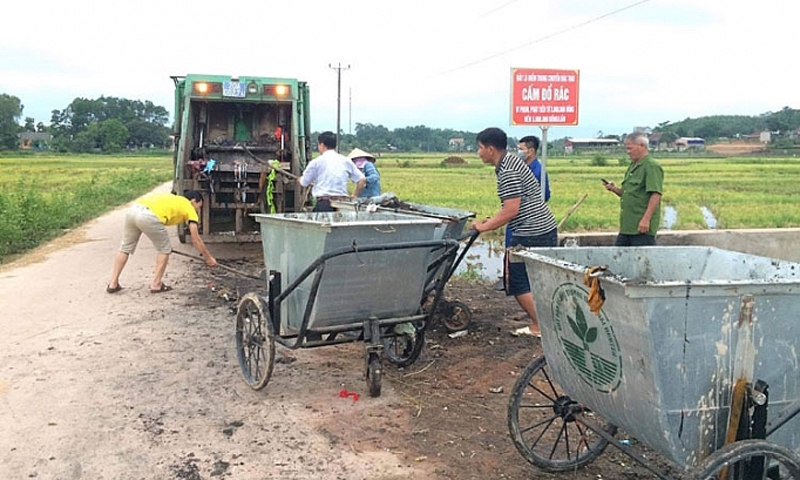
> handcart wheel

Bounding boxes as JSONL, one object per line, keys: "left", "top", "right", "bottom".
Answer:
{"left": 366, "top": 352, "right": 382, "bottom": 398}
{"left": 439, "top": 300, "right": 472, "bottom": 333}
{"left": 235, "top": 292, "right": 275, "bottom": 391}
{"left": 693, "top": 439, "right": 800, "bottom": 479}
{"left": 383, "top": 325, "right": 425, "bottom": 368}
{"left": 507, "top": 356, "right": 617, "bottom": 472}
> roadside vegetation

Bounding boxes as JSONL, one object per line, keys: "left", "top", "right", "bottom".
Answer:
{"left": 0, "top": 154, "right": 171, "bottom": 262}
{"left": 378, "top": 153, "right": 800, "bottom": 233}
{"left": 2, "top": 152, "right": 799, "bottom": 264}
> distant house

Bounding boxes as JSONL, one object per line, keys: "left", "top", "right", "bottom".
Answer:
{"left": 448, "top": 137, "right": 465, "bottom": 151}
{"left": 740, "top": 131, "right": 771, "bottom": 143}
{"left": 564, "top": 138, "right": 619, "bottom": 153}
{"left": 18, "top": 132, "right": 53, "bottom": 150}
{"left": 674, "top": 137, "right": 705, "bottom": 150}
{"left": 648, "top": 132, "right": 663, "bottom": 149}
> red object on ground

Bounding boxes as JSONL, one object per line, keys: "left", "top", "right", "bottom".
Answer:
{"left": 338, "top": 389, "right": 360, "bottom": 402}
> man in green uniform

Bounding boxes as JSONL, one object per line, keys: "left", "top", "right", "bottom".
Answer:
{"left": 604, "top": 132, "right": 664, "bottom": 246}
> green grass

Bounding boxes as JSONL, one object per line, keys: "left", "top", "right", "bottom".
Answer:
{"left": 0, "top": 154, "right": 172, "bottom": 262}
{"left": 374, "top": 153, "right": 800, "bottom": 233}
{"left": 3, "top": 151, "right": 800, "bottom": 263}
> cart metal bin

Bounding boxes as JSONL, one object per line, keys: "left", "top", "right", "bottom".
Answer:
{"left": 511, "top": 246, "right": 800, "bottom": 469}
{"left": 332, "top": 200, "right": 475, "bottom": 240}
{"left": 252, "top": 211, "right": 440, "bottom": 332}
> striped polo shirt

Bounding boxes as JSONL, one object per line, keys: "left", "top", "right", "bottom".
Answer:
{"left": 496, "top": 152, "right": 557, "bottom": 236}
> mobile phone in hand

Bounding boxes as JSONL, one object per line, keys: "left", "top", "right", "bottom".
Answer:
{"left": 601, "top": 178, "right": 609, "bottom": 185}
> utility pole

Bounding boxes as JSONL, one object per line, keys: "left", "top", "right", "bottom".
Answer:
{"left": 348, "top": 87, "right": 352, "bottom": 136}
{"left": 328, "top": 62, "right": 350, "bottom": 152}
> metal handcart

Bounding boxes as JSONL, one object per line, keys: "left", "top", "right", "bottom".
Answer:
{"left": 234, "top": 211, "right": 463, "bottom": 398}
{"left": 506, "top": 246, "right": 800, "bottom": 479}
{"left": 333, "top": 197, "right": 477, "bottom": 332}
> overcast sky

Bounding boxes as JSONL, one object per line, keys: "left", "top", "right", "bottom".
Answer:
{"left": 2, "top": 0, "right": 796, "bottom": 140}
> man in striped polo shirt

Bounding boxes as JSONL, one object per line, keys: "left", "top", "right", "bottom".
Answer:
{"left": 470, "top": 127, "right": 558, "bottom": 337}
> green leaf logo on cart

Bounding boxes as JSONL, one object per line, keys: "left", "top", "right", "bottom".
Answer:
{"left": 552, "top": 283, "right": 622, "bottom": 393}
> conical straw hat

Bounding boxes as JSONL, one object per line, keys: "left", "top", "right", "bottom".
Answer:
{"left": 347, "top": 147, "right": 375, "bottom": 162}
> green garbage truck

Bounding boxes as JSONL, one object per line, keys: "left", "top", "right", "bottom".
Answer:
{"left": 170, "top": 74, "right": 311, "bottom": 243}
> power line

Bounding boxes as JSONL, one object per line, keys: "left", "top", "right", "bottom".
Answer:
{"left": 481, "top": 0, "right": 520, "bottom": 17}
{"left": 438, "top": 0, "right": 652, "bottom": 76}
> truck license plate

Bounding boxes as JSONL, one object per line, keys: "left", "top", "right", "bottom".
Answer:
{"left": 223, "top": 81, "right": 247, "bottom": 98}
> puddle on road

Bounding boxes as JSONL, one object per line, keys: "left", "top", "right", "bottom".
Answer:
{"left": 455, "top": 238, "right": 505, "bottom": 281}
{"left": 458, "top": 204, "right": 719, "bottom": 281}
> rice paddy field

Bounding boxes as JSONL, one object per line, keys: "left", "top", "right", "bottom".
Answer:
{"left": 376, "top": 153, "right": 800, "bottom": 232}
{"left": 1, "top": 151, "right": 799, "bottom": 262}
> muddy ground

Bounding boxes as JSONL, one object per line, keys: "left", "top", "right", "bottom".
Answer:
{"left": 0, "top": 194, "right": 673, "bottom": 480}
{"left": 183, "top": 253, "right": 673, "bottom": 480}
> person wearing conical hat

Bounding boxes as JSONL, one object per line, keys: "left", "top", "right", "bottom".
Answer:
{"left": 348, "top": 147, "right": 381, "bottom": 198}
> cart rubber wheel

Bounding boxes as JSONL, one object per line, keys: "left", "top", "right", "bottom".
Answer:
{"left": 366, "top": 352, "right": 382, "bottom": 398}
{"left": 235, "top": 293, "right": 275, "bottom": 391}
{"left": 177, "top": 224, "right": 187, "bottom": 244}
{"left": 508, "top": 356, "right": 617, "bottom": 472}
{"left": 693, "top": 439, "right": 800, "bottom": 480}
{"left": 383, "top": 326, "right": 425, "bottom": 368}
{"left": 440, "top": 300, "right": 472, "bottom": 333}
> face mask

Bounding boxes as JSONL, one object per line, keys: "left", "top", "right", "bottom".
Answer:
{"left": 517, "top": 149, "right": 526, "bottom": 159}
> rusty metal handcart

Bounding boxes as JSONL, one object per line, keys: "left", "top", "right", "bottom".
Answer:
{"left": 333, "top": 198, "right": 477, "bottom": 332}
{"left": 507, "top": 246, "right": 800, "bottom": 479}
{"left": 234, "top": 210, "right": 465, "bottom": 398}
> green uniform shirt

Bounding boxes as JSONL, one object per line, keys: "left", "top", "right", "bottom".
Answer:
{"left": 619, "top": 155, "right": 663, "bottom": 236}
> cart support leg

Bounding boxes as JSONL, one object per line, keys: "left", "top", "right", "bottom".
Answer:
{"left": 745, "top": 380, "right": 770, "bottom": 480}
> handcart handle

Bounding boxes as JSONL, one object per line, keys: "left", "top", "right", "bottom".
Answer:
{"left": 458, "top": 229, "right": 480, "bottom": 242}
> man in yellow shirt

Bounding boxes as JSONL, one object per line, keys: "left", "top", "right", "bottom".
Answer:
{"left": 107, "top": 190, "right": 217, "bottom": 294}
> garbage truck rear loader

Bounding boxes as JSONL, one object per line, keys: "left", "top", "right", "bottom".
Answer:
{"left": 170, "top": 74, "right": 311, "bottom": 243}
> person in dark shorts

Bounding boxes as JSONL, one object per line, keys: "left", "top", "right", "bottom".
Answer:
{"left": 470, "top": 127, "right": 558, "bottom": 337}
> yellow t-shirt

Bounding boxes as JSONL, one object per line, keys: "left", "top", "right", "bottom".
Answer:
{"left": 137, "top": 193, "right": 199, "bottom": 226}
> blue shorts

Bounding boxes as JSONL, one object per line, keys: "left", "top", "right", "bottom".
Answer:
{"left": 505, "top": 228, "right": 558, "bottom": 296}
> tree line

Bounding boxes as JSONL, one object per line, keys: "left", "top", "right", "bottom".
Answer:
{"left": 330, "top": 123, "right": 485, "bottom": 154}
{"left": 652, "top": 106, "right": 800, "bottom": 146}
{"left": 0, "top": 93, "right": 172, "bottom": 152}
{"left": 2, "top": 90, "right": 798, "bottom": 154}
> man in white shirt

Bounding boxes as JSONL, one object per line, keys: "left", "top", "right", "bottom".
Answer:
{"left": 298, "top": 131, "right": 366, "bottom": 212}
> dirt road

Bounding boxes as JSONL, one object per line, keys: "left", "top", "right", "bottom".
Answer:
{"left": 1, "top": 188, "right": 664, "bottom": 480}
{"left": 0, "top": 188, "right": 430, "bottom": 480}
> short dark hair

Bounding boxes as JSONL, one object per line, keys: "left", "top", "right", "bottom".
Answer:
{"left": 318, "top": 131, "right": 337, "bottom": 149}
{"left": 519, "top": 135, "right": 540, "bottom": 152}
{"left": 183, "top": 190, "right": 203, "bottom": 203}
{"left": 476, "top": 127, "right": 508, "bottom": 151}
